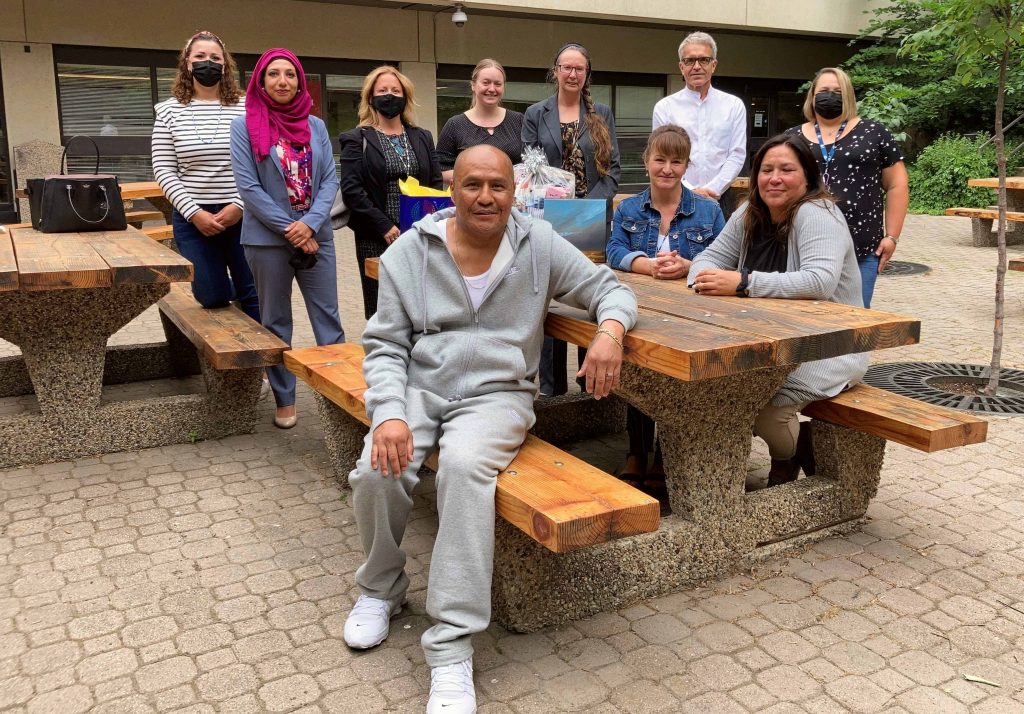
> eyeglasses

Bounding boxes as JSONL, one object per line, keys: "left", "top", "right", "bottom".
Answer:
{"left": 681, "top": 57, "right": 714, "bottom": 68}
{"left": 556, "top": 64, "right": 587, "bottom": 76}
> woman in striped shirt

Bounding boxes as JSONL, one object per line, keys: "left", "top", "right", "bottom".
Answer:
{"left": 151, "top": 31, "right": 259, "bottom": 322}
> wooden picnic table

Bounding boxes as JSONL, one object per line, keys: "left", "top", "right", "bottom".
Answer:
{"left": 362, "top": 256, "right": 922, "bottom": 622}
{"left": 945, "top": 177, "right": 1024, "bottom": 244}
{"left": 0, "top": 225, "right": 193, "bottom": 467}
{"left": 967, "top": 177, "right": 1024, "bottom": 214}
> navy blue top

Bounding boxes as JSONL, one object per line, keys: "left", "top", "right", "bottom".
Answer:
{"left": 606, "top": 186, "right": 725, "bottom": 271}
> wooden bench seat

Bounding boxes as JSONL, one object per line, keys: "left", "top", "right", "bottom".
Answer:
{"left": 126, "top": 209, "right": 165, "bottom": 227}
{"left": 142, "top": 225, "right": 174, "bottom": 241}
{"left": 944, "top": 208, "right": 1024, "bottom": 221}
{"left": 944, "top": 208, "right": 1024, "bottom": 247}
{"left": 158, "top": 283, "right": 287, "bottom": 370}
{"left": 802, "top": 383, "right": 987, "bottom": 452}
{"left": 1010, "top": 259, "right": 1023, "bottom": 272}
{"left": 284, "top": 343, "right": 660, "bottom": 553}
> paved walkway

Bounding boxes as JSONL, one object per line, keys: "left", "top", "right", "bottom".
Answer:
{"left": 1, "top": 215, "right": 1023, "bottom": 713}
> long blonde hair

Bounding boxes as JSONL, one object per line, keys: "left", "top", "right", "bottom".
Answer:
{"left": 357, "top": 65, "right": 418, "bottom": 127}
{"left": 469, "top": 59, "right": 506, "bottom": 109}
{"left": 549, "top": 43, "right": 613, "bottom": 178}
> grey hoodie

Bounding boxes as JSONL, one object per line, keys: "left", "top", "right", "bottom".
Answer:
{"left": 362, "top": 207, "right": 638, "bottom": 431}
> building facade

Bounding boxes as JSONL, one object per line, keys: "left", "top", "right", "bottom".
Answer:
{"left": 0, "top": 0, "right": 879, "bottom": 222}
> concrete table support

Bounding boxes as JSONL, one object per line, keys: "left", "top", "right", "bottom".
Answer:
{"left": 0, "top": 287, "right": 264, "bottom": 468}
{"left": 491, "top": 363, "right": 886, "bottom": 632}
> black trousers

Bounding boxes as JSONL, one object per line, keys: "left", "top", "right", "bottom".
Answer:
{"left": 355, "top": 233, "right": 389, "bottom": 320}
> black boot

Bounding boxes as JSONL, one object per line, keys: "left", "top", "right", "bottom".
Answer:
{"left": 795, "top": 421, "right": 816, "bottom": 477}
{"left": 767, "top": 458, "right": 800, "bottom": 487}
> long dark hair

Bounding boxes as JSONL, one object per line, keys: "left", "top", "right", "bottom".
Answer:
{"left": 549, "top": 43, "right": 613, "bottom": 178}
{"left": 173, "top": 31, "right": 242, "bottom": 106}
{"left": 743, "top": 134, "right": 833, "bottom": 247}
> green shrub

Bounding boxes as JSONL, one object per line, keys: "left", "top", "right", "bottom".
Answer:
{"left": 907, "top": 134, "right": 1010, "bottom": 215}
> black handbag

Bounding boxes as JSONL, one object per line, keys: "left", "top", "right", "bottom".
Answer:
{"left": 25, "top": 136, "right": 128, "bottom": 233}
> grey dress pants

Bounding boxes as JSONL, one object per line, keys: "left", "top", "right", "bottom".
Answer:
{"left": 244, "top": 241, "right": 345, "bottom": 407}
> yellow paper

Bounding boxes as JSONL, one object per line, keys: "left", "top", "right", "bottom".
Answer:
{"left": 399, "top": 177, "right": 451, "bottom": 197}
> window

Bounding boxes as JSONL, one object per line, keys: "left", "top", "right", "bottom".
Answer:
{"left": 54, "top": 46, "right": 384, "bottom": 181}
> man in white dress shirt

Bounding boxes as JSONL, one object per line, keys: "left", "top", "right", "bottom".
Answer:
{"left": 652, "top": 31, "right": 746, "bottom": 216}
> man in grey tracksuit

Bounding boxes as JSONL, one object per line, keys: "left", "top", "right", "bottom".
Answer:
{"left": 343, "top": 146, "right": 637, "bottom": 714}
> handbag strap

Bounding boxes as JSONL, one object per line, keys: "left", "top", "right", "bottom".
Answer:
{"left": 60, "top": 136, "right": 101, "bottom": 175}
{"left": 64, "top": 184, "right": 112, "bottom": 224}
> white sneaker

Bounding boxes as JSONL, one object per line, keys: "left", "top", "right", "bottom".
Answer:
{"left": 259, "top": 378, "right": 271, "bottom": 401}
{"left": 427, "top": 659, "right": 476, "bottom": 714}
{"left": 343, "top": 595, "right": 401, "bottom": 649}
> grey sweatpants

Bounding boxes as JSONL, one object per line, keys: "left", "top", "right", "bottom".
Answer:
{"left": 350, "top": 387, "right": 535, "bottom": 667}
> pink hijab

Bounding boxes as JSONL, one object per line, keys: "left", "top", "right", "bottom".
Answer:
{"left": 245, "top": 48, "right": 313, "bottom": 162}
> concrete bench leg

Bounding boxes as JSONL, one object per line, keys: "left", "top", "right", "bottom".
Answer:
{"left": 159, "top": 311, "right": 201, "bottom": 377}
{"left": 531, "top": 392, "right": 626, "bottom": 445}
{"left": 972, "top": 216, "right": 1024, "bottom": 246}
{"left": 199, "top": 362, "right": 263, "bottom": 439}
{"left": 314, "top": 393, "right": 368, "bottom": 489}
{"left": 972, "top": 218, "right": 995, "bottom": 246}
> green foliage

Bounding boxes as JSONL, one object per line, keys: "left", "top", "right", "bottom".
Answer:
{"left": 842, "top": 0, "right": 1024, "bottom": 155}
{"left": 907, "top": 135, "right": 1004, "bottom": 214}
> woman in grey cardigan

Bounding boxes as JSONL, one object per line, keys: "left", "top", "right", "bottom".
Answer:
{"left": 689, "top": 134, "right": 868, "bottom": 487}
{"left": 523, "top": 42, "right": 621, "bottom": 397}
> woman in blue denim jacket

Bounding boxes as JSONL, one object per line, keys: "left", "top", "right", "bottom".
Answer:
{"left": 607, "top": 124, "right": 725, "bottom": 493}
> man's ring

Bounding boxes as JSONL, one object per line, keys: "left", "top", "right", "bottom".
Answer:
{"left": 605, "top": 373, "right": 614, "bottom": 377}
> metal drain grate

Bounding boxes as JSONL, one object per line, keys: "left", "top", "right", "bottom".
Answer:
{"left": 864, "top": 362, "right": 1024, "bottom": 414}
{"left": 881, "top": 261, "right": 931, "bottom": 277}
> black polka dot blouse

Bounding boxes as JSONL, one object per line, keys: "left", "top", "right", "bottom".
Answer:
{"left": 786, "top": 119, "right": 904, "bottom": 259}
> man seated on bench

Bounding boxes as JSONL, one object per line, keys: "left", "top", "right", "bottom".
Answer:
{"left": 343, "top": 145, "right": 638, "bottom": 714}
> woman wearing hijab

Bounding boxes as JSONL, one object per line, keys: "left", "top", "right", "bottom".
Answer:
{"left": 230, "top": 48, "right": 345, "bottom": 429}
{"left": 339, "top": 65, "right": 443, "bottom": 319}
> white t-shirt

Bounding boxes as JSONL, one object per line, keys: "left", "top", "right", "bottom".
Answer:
{"left": 437, "top": 219, "right": 511, "bottom": 311}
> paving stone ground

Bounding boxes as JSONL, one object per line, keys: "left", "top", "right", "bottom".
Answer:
{"left": 1, "top": 214, "right": 1023, "bottom": 713}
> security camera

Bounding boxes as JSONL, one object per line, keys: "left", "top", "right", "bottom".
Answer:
{"left": 452, "top": 4, "right": 468, "bottom": 27}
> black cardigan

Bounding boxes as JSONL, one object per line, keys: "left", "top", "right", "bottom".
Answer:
{"left": 338, "top": 124, "right": 443, "bottom": 241}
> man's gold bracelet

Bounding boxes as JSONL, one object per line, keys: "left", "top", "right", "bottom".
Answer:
{"left": 594, "top": 328, "right": 624, "bottom": 351}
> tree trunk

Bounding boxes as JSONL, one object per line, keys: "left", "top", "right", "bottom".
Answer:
{"left": 985, "top": 42, "right": 1009, "bottom": 396}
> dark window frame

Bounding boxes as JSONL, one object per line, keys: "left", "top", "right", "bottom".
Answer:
{"left": 53, "top": 45, "right": 389, "bottom": 159}
{"left": 0, "top": 62, "right": 16, "bottom": 222}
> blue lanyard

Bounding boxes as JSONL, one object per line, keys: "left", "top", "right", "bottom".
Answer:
{"left": 814, "top": 121, "right": 847, "bottom": 187}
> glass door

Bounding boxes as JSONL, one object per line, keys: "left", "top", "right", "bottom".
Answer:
{"left": 0, "top": 64, "right": 17, "bottom": 223}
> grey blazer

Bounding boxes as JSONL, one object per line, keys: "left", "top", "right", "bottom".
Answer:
{"left": 229, "top": 114, "right": 339, "bottom": 247}
{"left": 521, "top": 94, "right": 620, "bottom": 201}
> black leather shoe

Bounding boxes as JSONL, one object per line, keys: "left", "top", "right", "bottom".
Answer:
{"left": 795, "top": 421, "right": 816, "bottom": 477}
{"left": 767, "top": 458, "right": 800, "bottom": 487}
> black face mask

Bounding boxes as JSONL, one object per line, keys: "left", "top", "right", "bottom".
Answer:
{"left": 191, "top": 60, "right": 224, "bottom": 88}
{"left": 814, "top": 91, "right": 844, "bottom": 120}
{"left": 372, "top": 94, "right": 406, "bottom": 119}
